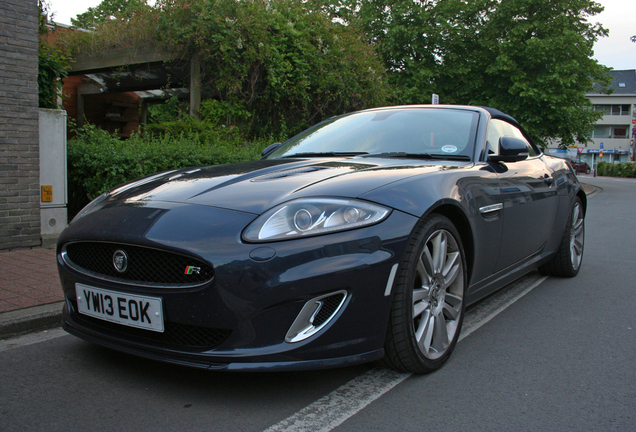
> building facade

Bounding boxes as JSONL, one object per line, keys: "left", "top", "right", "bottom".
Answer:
{"left": 548, "top": 69, "right": 636, "bottom": 167}
{"left": 0, "top": 0, "right": 41, "bottom": 250}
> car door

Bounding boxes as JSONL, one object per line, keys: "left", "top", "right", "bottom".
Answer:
{"left": 486, "top": 119, "right": 559, "bottom": 272}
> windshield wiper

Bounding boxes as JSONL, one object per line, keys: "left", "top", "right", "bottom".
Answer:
{"left": 363, "top": 152, "right": 471, "bottom": 161}
{"left": 280, "top": 152, "right": 369, "bottom": 158}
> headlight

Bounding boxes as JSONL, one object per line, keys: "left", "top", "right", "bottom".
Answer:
{"left": 69, "top": 192, "right": 109, "bottom": 224}
{"left": 242, "top": 198, "right": 391, "bottom": 242}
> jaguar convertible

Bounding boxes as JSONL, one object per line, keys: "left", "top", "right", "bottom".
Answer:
{"left": 57, "top": 105, "right": 586, "bottom": 373}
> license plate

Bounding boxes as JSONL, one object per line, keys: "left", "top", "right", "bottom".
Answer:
{"left": 76, "top": 284, "right": 164, "bottom": 332}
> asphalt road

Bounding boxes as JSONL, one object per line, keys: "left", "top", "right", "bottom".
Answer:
{"left": 1, "top": 176, "right": 634, "bottom": 431}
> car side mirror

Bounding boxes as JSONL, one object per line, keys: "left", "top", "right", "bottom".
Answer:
{"left": 261, "top": 142, "right": 283, "bottom": 158}
{"left": 488, "top": 136, "right": 529, "bottom": 163}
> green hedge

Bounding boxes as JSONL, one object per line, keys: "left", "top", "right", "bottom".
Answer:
{"left": 67, "top": 124, "right": 270, "bottom": 219}
{"left": 597, "top": 162, "right": 636, "bottom": 178}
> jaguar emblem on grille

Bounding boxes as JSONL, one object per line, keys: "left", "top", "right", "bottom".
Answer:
{"left": 113, "top": 250, "right": 128, "bottom": 273}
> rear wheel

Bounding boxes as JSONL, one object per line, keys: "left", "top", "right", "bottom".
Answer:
{"left": 539, "top": 197, "right": 585, "bottom": 277}
{"left": 381, "top": 214, "right": 466, "bottom": 374}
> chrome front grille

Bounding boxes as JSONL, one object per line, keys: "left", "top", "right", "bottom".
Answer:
{"left": 62, "top": 242, "right": 214, "bottom": 288}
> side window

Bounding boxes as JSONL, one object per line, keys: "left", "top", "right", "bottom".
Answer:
{"left": 485, "top": 119, "right": 539, "bottom": 160}
{"left": 485, "top": 120, "right": 505, "bottom": 157}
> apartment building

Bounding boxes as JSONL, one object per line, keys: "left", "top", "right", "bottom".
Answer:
{"left": 549, "top": 69, "right": 636, "bottom": 167}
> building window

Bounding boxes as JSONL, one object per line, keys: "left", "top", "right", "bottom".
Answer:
{"left": 593, "top": 125, "right": 629, "bottom": 138}
{"left": 593, "top": 125, "right": 610, "bottom": 138}
{"left": 614, "top": 127, "right": 628, "bottom": 138}
{"left": 594, "top": 104, "right": 631, "bottom": 115}
{"left": 594, "top": 105, "right": 610, "bottom": 114}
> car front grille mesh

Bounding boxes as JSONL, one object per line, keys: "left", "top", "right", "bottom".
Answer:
{"left": 63, "top": 242, "right": 214, "bottom": 288}
{"left": 70, "top": 300, "right": 231, "bottom": 350}
{"left": 313, "top": 293, "right": 346, "bottom": 327}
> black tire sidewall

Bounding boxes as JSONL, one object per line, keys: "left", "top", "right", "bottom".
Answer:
{"left": 385, "top": 214, "right": 468, "bottom": 373}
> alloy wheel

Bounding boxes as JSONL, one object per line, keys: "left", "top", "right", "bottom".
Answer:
{"left": 570, "top": 202, "right": 585, "bottom": 271}
{"left": 412, "top": 229, "right": 464, "bottom": 360}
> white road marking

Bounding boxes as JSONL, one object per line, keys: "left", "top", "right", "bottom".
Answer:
{"left": 0, "top": 274, "right": 549, "bottom": 432}
{"left": 263, "top": 368, "right": 411, "bottom": 432}
{"left": 263, "top": 272, "right": 548, "bottom": 432}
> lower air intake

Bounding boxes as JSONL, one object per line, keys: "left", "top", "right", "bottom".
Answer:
{"left": 285, "top": 291, "right": 347, "bottom": 343}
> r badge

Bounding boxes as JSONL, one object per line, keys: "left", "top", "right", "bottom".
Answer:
{"left": 184, "top": 266, "right": 201, "bottom": 275}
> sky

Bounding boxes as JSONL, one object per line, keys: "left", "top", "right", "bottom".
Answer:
{"left": 48, "top": 0, "right": 635, "bottom": 71}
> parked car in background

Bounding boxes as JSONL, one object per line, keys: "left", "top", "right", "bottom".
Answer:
{"left": 57, "top": 105, "right": 586, "bottom": 374}
{"left": 569, "top": 159, "right": 591, "bottom": 174}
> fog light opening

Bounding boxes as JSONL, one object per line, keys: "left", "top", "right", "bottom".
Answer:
{"left": 285, "top": 291, "right": 347, "bottom": 343}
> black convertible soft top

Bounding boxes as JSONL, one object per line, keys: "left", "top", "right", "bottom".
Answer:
{"left": 481, "top": 106, "right": 538, "bottom": 149}
{"left": 481, "top": 106, "right": 521, "bottom": 127}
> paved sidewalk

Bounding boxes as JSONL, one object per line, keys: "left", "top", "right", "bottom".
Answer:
{"left": 0, "top": 247, "right": 62, "bottom": 313}
{"left": 0, "top": 247, "right": 64, "bottom": 338}
{"left": 0, "top": 180, "right": 606, "bottom": 339}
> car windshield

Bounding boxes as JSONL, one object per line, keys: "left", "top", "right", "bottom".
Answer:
{"left": 268, "top": 108, "right": 480, "bottom": 160}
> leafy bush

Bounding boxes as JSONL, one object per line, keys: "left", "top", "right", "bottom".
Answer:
{"left": 38, "top": 1, "right": 69, "bottom": 109}
{"left": 55, "top": 0, "right": 391, "bottom": 139}
{"left": 597, "top": 162, "right": 636, "bottom": 178}
{"left": 67, "top": 124, "right": 270, "bottom": 218}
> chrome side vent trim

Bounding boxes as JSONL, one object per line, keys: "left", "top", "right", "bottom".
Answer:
{"left": 285, "top": 290, "right": 347, "bottom": 343}
{"left": 479, "top": 203, "right": 503, "bottom": 215}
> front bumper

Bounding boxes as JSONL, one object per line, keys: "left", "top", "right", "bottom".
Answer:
{"left": 57, "top": 203, "right": 417, "bottom": 371}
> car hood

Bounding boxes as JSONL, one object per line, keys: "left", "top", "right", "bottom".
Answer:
{"left": 102, "top": 157, "right": 468, "bottom": 215}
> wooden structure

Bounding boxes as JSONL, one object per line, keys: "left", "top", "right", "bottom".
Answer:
{"left": 63, "top": 46, "right": 201, "bottom": 137}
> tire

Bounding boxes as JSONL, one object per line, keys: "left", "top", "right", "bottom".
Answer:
{"left": 381, "top": 214, "right": 467, "bottom": 374}
{"left": 585, "top": 167, "right": 591, "bottom": 174}
{"left": 538, "top": 197, "right": 585, "bottom": 277}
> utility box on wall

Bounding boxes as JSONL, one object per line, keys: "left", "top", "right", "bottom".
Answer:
{"left": 39, "top": 109, "right": 68, "bottom": 248}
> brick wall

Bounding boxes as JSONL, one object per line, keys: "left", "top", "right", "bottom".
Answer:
{"left": 0, "top": 0, "right": 41, "bottom": 250}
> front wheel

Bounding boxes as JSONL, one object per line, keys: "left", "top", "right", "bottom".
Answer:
{"left": 381, "top": 214, "right": 467, "bottom": 374}
{"left": 539, "top": 197, "right": 585, "bottom": 277}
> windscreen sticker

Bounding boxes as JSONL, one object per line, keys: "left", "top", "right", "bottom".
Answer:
{"left": 441, "top": 145, "right": 458, "bottom": 153}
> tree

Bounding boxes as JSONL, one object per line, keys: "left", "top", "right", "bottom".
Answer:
{"left": 154, "top": 0, "right": 391, "bottom": 137}
{"left": 56, "top": 0, "right": 391, "bottom": 138}
{"left": 470, "top": 0, "right": 613, "bottom": 147}
{"left": 331, "top": 0, "right": 613, "bottom": 147}
{"left": 72, "top": 0, "right": 147, "bottom": 30}
{"left": 38, "top": 1, "right": 69, "bottom": 109}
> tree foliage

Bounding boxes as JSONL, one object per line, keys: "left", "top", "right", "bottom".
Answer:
{"left": 57, "top": 0, "right": 391, "bottom": 138}
{"left": 58, "top": 0, "right": 614, "bottom": 146}
{"left": 71, "top": 0, "right": 147, "bottom": 30}
{"left": 153, "top": 0, "right": 391, "bottom": 137}
{"left": 327, "top": 0, "right": 613, "bottom": 147}
{"left": 38, "top": 1, "right": 69, "bottom": 109}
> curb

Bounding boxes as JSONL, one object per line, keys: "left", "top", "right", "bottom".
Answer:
{"left": 580, "top": 182, "right": 602, "bottom": 198}
{"left": 0, "top": 301, "right": 64, "bottom": 340}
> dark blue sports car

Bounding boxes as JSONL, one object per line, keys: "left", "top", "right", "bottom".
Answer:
{"left": 57, "top": 105, "right": 585, "bottom": 373}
